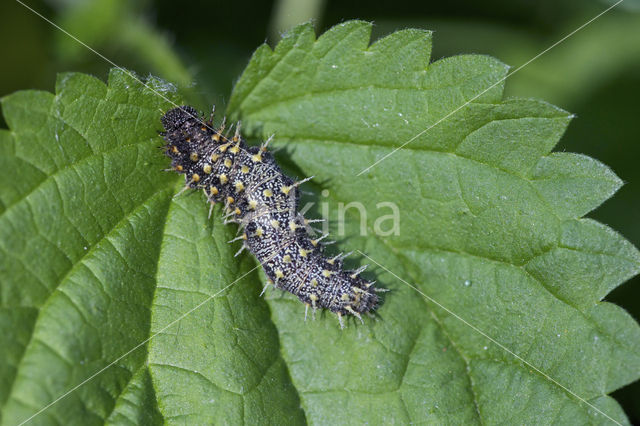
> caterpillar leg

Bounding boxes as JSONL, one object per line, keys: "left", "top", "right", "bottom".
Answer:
{"left": 234, "top": 245, "right": 246, "bottom": 257}
{"left": 345, "top": 306, "right": 364, "bottom": 324}
{"left": 337, "top": 312, "right": 345, "bottom": 329}
{"left": 260, "top": 280, "right": 274, "bottom": 297}
{"left": 304, "top": 303, "right": 318, "bottom": 322}
{"left": 174, "top": 183, "right": 192, "bottom": 198}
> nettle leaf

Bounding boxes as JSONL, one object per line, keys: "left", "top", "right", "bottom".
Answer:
{"left": 0, "top": 20, "right": 639, "bottom": 425}
{"left": 227, "top": 21, "right": 640, "bottom": 424}
{"left": 0, "top": 70, "right": 303, "bottom": 425}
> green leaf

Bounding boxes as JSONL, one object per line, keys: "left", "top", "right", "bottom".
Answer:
{"left": 0, "top": 70, "right": 177, "bottom": 424}
{"left": 1, "top": 20, "right": 639, "bottom": 425}
{"left": 227, "top": 21, "right": 640, "bottom": 424}
{"left": 0, "top": 70, "right": 303, "bottom": 425}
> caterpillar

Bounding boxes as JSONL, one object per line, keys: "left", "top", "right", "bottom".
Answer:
{"left": 160, "top": 106, "right": 379, "bottom": 328}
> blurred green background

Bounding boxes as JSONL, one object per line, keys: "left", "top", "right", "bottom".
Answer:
{"left": 2, "top": 0, "right": 639, "bottom": 421}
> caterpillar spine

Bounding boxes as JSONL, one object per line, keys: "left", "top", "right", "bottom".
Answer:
{"left": 161, "top": 106, "right": 379, "bottom": 328}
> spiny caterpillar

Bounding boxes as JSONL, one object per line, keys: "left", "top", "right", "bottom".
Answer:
{"left": 161, "top": 106, "right": 380, "bottom": 328}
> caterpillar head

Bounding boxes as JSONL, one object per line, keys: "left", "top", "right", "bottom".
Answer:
{"left": 161, "top": 105, "right": 199, "bottom": 133}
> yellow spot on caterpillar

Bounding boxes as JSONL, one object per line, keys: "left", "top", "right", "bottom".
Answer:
{"left": 322, "top": 269, "right": 332, "bottom": 277}
{"left": 270, "top": 219, "right": 280, "bottom": 228}
{"left": 220, "top": 143, "right": 230, "bottom": 152}
{"left": 230, "top": 144, "right": 240, "bottom": 154}
{"left": 309, "top": 294, "right": 318, "bottom": 302}
{"left": 263, "top": 189, "right": 273, "bottom": 197}
{"left": 224, "top": 158, "right": 232, "bottom": 168}
{"left": 283, "top": 255, "right": 291, "bottom": 263}
{"left": 252, "top": 153, "right": 262, "bottom": 163}
{"left": 212, "top": 133, "right": 220, "bottom": 142}
{"left": 192, "top": 174, "right": 201, "bottom": 183}
{"left": 275, "top": 269, "right": 284, "bottom": 279}
{"left": 235, "top": 207, "right": 241, "bottom": 215}
{"left": 281, "top": 185, "right": 292, "bottom": 195}
{"left": 171, "top": 145, "right": 179, "bottom": 154}
{"left": 341, "top": 293, "right": 350, "bottom": 301}
{"left": 255, "top": 227, "right": 264, "bottom": 237}
{"left": 219, "top": 174, "right": 228, "bottom": 184}
{"left": 289, "top": 221, "right": 298, "bottom": 231}
{"left": 310, "top": 278, "right": 318, "bottom": 286}
{"left": 248, "top": 199, "right": 258, "bottom": 209}
{"left": 242, "top": 233, "right": 247, "bottom": 240}
{"left": 203, "top": 164, "right": 212, "bottom": 174}
{"left": 227, "top": 196, "right": 235, "bottom": 204}
{"left": 311, "top": 239, "right": 319, "bottom": 247}
{"left": 175, "top": 165, "right": 183, "bottom": 171}
{"left": 241, "top": 165, "right": 250, "bottom": 174}
{"left": 235, "top": 181, "right": 245, "bottom": 192}
{"left": 190, "top": 152, "right": 198, "bottom": 162}
{"left": 210, "top": 153, "right": 219, "bottom": 161}
{"left": 327, "top": 258, "right": 335, "bottom": 265}
{"left": 210, "top": 186, "right": 219, "bottom": 195}
{"left": 200, "top": 126, "right": 207, "bottom": 131}
{"left": 299, "top": 248, "right": 310, "bottom": 257}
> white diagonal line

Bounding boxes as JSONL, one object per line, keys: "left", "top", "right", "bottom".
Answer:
{"left": 17, "top": 231, "right": 299, "bottom": 425}
{"left": 358, "top": 250, "right": 622, "bottom": 426}
{"left": 17, "top": 264, "right": 255, "bottom": 425}
{"left": 13, "top": 0, "right": 219, "bottom": 134}
{"left": 356, "top": 0, "right": 625, "bottom": 176}
{"left": 11, "top": 1, "right": 627, "bottom": 424}
{"left": 8, "top": 3, "right": 300, "bottom": 411}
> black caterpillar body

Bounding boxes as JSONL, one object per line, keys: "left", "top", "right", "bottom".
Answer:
{"left": 161, "top": 106, "right": 378, "bottom": 327}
